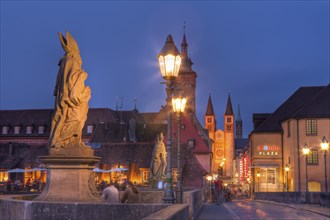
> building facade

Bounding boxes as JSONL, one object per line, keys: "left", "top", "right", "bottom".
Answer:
{"left": 250, "top": 85, "right": 330, "bottom": 192}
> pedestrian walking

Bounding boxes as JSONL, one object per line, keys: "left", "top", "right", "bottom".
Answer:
{"left": 215, "top": 178, "right": 223, "bottom": 205}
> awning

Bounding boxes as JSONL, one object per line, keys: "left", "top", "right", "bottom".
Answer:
{"left": 249, "top": 164, "right": 280, "bottom": 168}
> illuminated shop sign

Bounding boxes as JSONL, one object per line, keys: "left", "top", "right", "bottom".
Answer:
{"left": 257, "top": 145, "right": 280, "bottom": 156}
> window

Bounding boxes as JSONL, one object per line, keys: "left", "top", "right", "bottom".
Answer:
{"left": 307, "top": 149, "right": 318, "bottom": 165}
{"left": 26, "top": 126, "right": 33, "bottom": 134}
{"left": 142, "top": 170, "right": 150, "bottom": 183}
{"left": 306, "top": 119, "right": 317, "bottom": 135}
{"left": 207, "top": 117, "right": 213, "bottom": 123}
{"left": 87, "top": 125, "right": 94, "bottom": 134}
{"left": 226, "top": 117, "right": 232, "bottom": 123}
{"left": 2, "top": 126, "right": 9, "bottom": 134}
{"left": 287, "top": 121, "right": 291, "bottom": 137}
{"left": 14, "top": 126, "right": 21, "bottom": 134}
{"left": 38, "top": 126, "right": 45, "bottom": 134}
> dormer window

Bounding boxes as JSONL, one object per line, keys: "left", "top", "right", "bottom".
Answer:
{"left": 14, "top": 126, "right": 21, "bottom": 134}
{"left": 26, "top": 126, "right": 33, "bottom": 134}
{"left": 2, "top": 126, "right": 9, "bottom": 134}
{"left": 87, "top": 125, "right": 94, "bottom": 134}
{"left": 38, "top": 125, "right": 45, "bottom": 134}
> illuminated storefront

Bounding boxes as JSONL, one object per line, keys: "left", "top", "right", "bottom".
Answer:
{"left": 250, "top": 133, "right": 283, "bottom": 193}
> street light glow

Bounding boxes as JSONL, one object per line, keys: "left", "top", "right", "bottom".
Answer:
{"left": 172, "top": 98, "right": 187, "bottom": 113}
{"left": 158, "top": 35, "right": 181, "bottom": 79}
{"left": 302, "top": 144, "right": 310, "bottom": 155}
{"left": 321, "top": 136, "right": 329, "bottom": 151}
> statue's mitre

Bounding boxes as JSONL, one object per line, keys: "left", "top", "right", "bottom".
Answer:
{"left": 58, "top": 31, "right": 80, "bottom": 54}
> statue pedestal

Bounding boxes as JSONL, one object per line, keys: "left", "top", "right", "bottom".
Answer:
{"left": 149, "top": 177, "right": 166, "bottom": 189}
{"left": 34, "top": 153, "right": 101, "bottom": 202}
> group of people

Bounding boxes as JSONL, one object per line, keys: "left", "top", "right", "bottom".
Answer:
{"left": 102, "top": 181, "right": 139, "bottom": 203}
{"left": 5, "top": 178, "right": 44, "bottom": 192}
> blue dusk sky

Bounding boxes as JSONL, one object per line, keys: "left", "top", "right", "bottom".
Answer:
{"left": 1, "top": 1, "right": 329, "bottom": 137}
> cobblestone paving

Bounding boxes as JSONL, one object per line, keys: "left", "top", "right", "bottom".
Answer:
{"left": 197, "top": 200, "right": 329, "bottom": 220}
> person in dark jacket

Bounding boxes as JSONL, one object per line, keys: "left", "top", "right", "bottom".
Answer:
{"left": 121, "top": 181, "right": 139, "bottom": 203}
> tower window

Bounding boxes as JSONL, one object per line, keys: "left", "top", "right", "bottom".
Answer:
{"left": 227, "top": 117, "right": 232, "bottom": 123}
{"left": 207, "top": 118, "right": 213, "bottom": 123}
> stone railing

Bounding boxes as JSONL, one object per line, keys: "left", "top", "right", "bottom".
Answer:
{"left": 143, "top": 204, "right": 189, "bottom": 220}
{"left": 254, "top": 192, "right": 330, "bottom": 207}
{"left": 131, "top": 188, "right": 204, "bottom": 219}
{"left": 0, "top": 195, "right": 187, "bottom": 220}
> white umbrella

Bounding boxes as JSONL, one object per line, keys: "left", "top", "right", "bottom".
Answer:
{"left": 8, "top": 168, "right": 31, "bottom": 173}
{"left": 108, "top": 167, "right": 128, "bottom": 172}
{"left": 92, "top": 168, "right": 107, "bottom": 172}
{"left": 31, "top": 168, "right": 47, "bottom": 171}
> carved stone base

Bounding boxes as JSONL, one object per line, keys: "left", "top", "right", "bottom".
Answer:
{"left": 34, "top": 155, "right": 101, "bottom": 202}
{"left": 50, "top": 146, "right": 94, "bottom": 157}
{"left": 149, "top": 178, "right": 166, "bottom": 189}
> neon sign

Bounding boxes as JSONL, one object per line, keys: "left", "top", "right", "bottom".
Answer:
{"left": 257, "top": 145, "right": 280, "bottom": 156}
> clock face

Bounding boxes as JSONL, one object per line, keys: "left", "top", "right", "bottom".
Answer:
{"left": 216, "top": 149, "right": 224, "bottom": 157}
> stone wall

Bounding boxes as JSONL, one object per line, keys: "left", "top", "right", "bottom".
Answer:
{"left": 143, "top": 204, "right": 189, "bottom": 220}
{"left": 0, "top": 195, "right": 180, "bottom": 220}
{"left": 182, "top": 188, "right": 204, "bottom": 219}
{"left": 136, "top": 188, "right": 204, "bottom": 219}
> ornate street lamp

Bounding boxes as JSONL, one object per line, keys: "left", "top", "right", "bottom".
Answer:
{"left": 302, "top": 143, "right": 310, "bottom": 192}
{"left": 321, "top": 136, "right": 329, "bottom": 192}
{"left": 285, "top": 164, "right": 289, "bottom": 192}
{"left": 172, "top": 96, "right": 186, "bottom": 203}
{"left": 158, "top": 34, "right": 181, "bottom": 203}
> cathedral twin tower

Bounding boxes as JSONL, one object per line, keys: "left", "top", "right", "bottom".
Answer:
{"left": 176, "top": 31, "right": 242, "bottom": 178}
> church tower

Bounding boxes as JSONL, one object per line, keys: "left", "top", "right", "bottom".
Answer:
{"left": 204, "top": 93, "right": 216, "bottom": 172}
{"left": 205, "top": 94, "right": 216, "bottom": 139}
{"left": 235, "top": 104, "right": 243, "bottom": 139}
{"left": 176, "top": 29, "right": 197, "bottom": 114}
{"left": 224, "top": 93, "right": 234, "bottom": 177}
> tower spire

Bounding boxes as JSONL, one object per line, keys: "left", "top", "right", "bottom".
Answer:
{"left": 236, "top": 104, "right": 243, "bottom": 139}
{"left": 181, "top": 21, "right": 188, "bottom": 59}
{"left": 225, "top": 92, "right": 233, "bottom": 115}
{"left": 205, "top": 92, "right": 215, "bottom": 116}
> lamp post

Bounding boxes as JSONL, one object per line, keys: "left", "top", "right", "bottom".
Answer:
{"left": 172, "top": 96, "right": 186, "bottom": 204}
{"left": 158, "top": 34, "right": 182, "bottom": 203}
{"left": 285, "top": 164, "right": 289, "bottom": 192}
{"left": 302, "top": 143, "right": 310, "bottom": 192}
{"left": 256, "top": 171, "right": 260, "bottom": 192}
{"left": 321, "top": 136, "right": 329, "bottom": 192}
